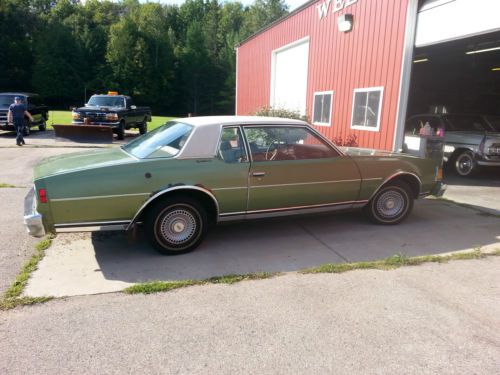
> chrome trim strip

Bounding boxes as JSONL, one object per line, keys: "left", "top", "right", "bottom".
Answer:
{"left": 477, "top": 161, "right": 500, "bottom": 166}
{"left": 55, "top": 220, "right": 130, "bottom": 228}
{"left": 219, "top": 200, "right": 369, "bottom": 219}
{"left": 51, "top": 192, "right": 149, "bottom": 202}
{"left": 250, "top": 179, "right": 361, "bottom": 189}
{"left": 127, "top": 185, "right": 220, "bottom": 230}
{"left": 212, "top": 187, "right": 247, "bottom": 191}
{"left": 367, "top": 171, "right": 422, "bottom": 202}
{"left": 56, "top": 224, "right": 128, "bottom": 233}
{"left": 362, "top": 177, "right": 383, "bottom": 181}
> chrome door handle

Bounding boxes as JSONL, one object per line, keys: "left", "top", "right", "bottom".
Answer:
{"left": 252, "top": 172, "right": 266, "bottom": 177}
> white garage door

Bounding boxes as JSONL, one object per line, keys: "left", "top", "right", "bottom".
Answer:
{"left": 271, "top": 37, "right": 309, "bottom": 115}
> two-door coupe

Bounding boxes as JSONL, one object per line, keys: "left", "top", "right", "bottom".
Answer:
{"left": 24, "top": 116, "right": 445, "bottom": 254}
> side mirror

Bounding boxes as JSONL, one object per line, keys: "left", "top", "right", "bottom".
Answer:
{"left": 130, "top": 105, "right": 137, "bottom": 110}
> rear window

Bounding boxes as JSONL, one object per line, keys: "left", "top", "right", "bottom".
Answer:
{"left": 444, "top": 115, "right": 490, "bottom": 131}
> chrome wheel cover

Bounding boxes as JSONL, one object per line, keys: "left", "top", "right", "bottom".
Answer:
{"left": 159, "top": 209, "right": 197, "bottom": 245}
{"left": 456, "top": 154, "right": 473, "bottom": 176}
{"left": 376, "top": 190, "right": 405, "bottom": 218}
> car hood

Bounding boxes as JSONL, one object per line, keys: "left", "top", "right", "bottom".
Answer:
{"left": 34, "top": 147, "right": 135, "bottom": 180}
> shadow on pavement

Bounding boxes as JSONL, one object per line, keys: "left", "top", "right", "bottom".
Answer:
{"left": 91, "top": 199, "right": 500, "bottom": 284}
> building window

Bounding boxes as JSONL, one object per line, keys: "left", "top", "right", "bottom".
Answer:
{"left": 312, "top": 91, "right": 333, "bottom": 126}
{"left": 351, "top": 87, "right": 384, "bottom": 131}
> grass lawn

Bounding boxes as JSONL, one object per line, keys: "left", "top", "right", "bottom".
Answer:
{"left": 47, "top": 110, "right": 175, "bottom": 132}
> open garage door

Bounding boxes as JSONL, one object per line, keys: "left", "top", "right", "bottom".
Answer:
{"left": 403, "top": 0, "right": 500, "bottom": 177}
{"left": 408, "top": 0, "right": 500, "bottom": 120}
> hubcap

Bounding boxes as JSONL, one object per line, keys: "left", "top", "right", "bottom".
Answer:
{"left": 377, "top": 190, "right": 405, "bottom": 218}
{"left": 457, "top": 155, "right": 473, "bottom": 175}
{"left": 159, "top": 209, "right": 197, "bottom": 245}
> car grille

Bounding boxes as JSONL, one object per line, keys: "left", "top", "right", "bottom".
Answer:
{"left": 0, "top": 111, "right": 8, "bottom": 122}
{"left": 83, "top": 112, "right": 107, "bottom": 121}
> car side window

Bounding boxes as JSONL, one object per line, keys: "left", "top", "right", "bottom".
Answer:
{"left": 243, "top": 126, "right": 339, "bottom": 162}
{"left": 217, "top": 127, "right": 248, "bottom": 163}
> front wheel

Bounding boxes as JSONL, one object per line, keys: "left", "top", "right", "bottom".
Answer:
{"left": 139, "top": 119, "right": 147, "bottom": 135}
{"left": 116, "top": 121, "right": 125, "bottom": 140}
{"left": 454, "top": 150, "right": 478, "bottom": 177}
{"left": 145, "top": 196, "right": 208, "bottom": 255}
{"left": 365, "top": 182, "right": 414, "bottom": 225}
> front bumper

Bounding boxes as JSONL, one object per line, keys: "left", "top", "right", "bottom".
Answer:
{"left": 72, "top": 121, "right": 120, "bottom": 127}
{"left": 431, "top": 181, "right": 447, "bottom": 197}
{"left": 23, "top": 187, "right": 45, "bottom": 237}
{"left": 0, "top": 122, "right": 14, "bottom": 131}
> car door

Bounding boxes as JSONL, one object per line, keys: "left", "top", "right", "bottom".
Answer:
{"left": 210, "top": 126, "right": 250, "bottom": 217}
{"left": 243, "top": 125, "right": 361, "bottom": 213}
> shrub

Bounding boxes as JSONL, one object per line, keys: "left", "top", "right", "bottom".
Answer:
{"left": 253, "top": 106, "right": 309, "bottom": 122}
{"left": 333, "top": 134, "right": 358, "bottom": 147}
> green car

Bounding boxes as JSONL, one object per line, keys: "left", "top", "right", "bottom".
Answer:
{"left": 24, "top": 116, "right": 446, "bottom": 254}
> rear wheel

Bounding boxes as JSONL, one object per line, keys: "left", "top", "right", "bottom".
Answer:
{"left": 365, "top": 181, "right": 414, "bottom": 225}
{"left": 145, "top": 196, "right": 208, "bottom": 255}
{"left": 454, "top": 150, "right": 478, "bottom": 177}
{"left": 116, "top": 121, "right": 125, "bottom": 140}
{"left": 23, "top": 119, "right": 31, "bottom": 136}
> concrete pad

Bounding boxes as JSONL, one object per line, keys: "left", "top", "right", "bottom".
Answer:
{"left": 24, "top": 199, "right": 500, "bottom": 298}
{"left": 0, "top": 188, "right": 38, "bottom": 294}
{"left": 300, "top": 199, "right": 500, "bottom": 262}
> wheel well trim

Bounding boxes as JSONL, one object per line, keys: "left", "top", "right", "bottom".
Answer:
{"left": 368, "top": 171, "right": 422, "bottom": 202}
{"left": 127, "top": 185, "right": 219, "bottom": 230}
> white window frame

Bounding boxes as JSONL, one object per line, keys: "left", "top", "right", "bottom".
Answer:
{"left": 312, "top": 91, "right": 334, "bottom": 127}
{"left": 350, "top": 87, "right": 384, "bottom": 132}
{"left": 270, "top": 36, "right": 310, "bottom": 116}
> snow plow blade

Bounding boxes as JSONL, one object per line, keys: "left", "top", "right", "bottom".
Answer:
{"left": 53, "top": 124, "right": 114, "bottom": 143}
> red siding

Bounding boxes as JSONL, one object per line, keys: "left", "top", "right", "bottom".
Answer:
{"left": 236, "top": 0, "right": 410, "bottom": 151}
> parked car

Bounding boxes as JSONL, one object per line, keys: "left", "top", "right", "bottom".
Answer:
{"left": 405, "top": 114, "right": 500, "bottom": 177}
{"left": 0, "top": 92, "right": 49, "bottom": 135}
{"left": 25, "top": 116, "right": 445, "bottom": 254}
{"left": 72, "top": 92, "right": 152, "bottom": 140}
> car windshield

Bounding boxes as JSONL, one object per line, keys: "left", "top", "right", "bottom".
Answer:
{"left": 122, "top": 121, "right": 193, "bottom": 159}
{"left": 87, "top": 96, "right": 125, "bottom": 108}
{"left": 0, "top": 95, "right": 24, "bottom": 108}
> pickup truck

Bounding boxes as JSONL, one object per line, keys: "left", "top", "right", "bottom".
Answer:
{"left": 0, "top": 92, "right": 49, "bottom": 135}
{"left": 406, "top": 114, "right": 500, "bottom": 177}
{"left": 72, "top": 93, "right": 152, "bottom": 140}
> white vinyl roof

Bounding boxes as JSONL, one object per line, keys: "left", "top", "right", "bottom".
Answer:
{"left": 175, "top": 116, "right": 309, "bottom": 159}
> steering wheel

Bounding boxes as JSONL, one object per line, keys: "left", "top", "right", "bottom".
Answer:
{"left": 265, "top": 141, "right": 279, "bottom": 160}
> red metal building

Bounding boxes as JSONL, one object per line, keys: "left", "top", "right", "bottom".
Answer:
{"left": 236, "top": 0, "right": 417, "bottom": 151}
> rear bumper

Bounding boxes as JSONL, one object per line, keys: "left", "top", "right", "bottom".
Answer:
{"left": 23, "top": 187, "right": 45, "bottom": 237}
{"left": 430, "top": 181, "right": 447, "bottom": 197}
